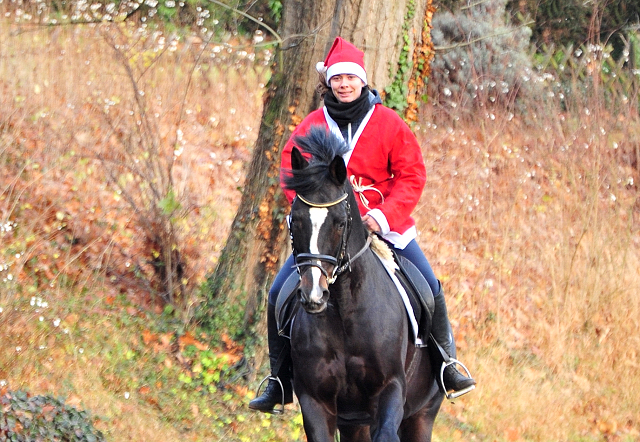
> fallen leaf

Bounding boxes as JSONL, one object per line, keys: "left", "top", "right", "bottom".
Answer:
{"left": 216, "top": 351, "right": 242, "bottom": 365}
{"left": 64, "top": 313, "right": 79, "bottom": 326}
{"left": 178, "top": 332, "right": 208, "bottom": 351}
{"left": 597, "top": 419, "right": 618, "bottom": 434}
{"left": 159, "top": 333, "right": 173, "bottom": 348}
{"left": 142, "top": 329, "right": 157, "bottom": 346}
{"left": 230, "top": 384, "right": 249, "bottom": 397}
{"left": 504, "top": 427, "right": 520, "bottom": 442}
{"left": 66, "top": 395, "right": 82, "bottom": 407}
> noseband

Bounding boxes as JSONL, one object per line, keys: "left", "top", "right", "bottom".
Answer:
{"left": 291, "top": 193, "right": 371, "bottom": 284}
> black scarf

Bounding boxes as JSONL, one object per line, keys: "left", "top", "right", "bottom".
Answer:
{"left": 324, "top": 86, "right": 372, "bottom": 127}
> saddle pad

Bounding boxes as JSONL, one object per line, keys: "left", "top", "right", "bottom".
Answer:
{"left": 373, "top": 252, "right": 434, "bottom": 347}
{"left": 393, "top": 254, "right": 434, "bottom": 344}
{"left": 377, "top": 259, "right": 424, "bottom": 346}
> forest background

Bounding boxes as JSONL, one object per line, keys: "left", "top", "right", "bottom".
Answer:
{"left": 1, "top": 0, "right": 639, "bottom": 440}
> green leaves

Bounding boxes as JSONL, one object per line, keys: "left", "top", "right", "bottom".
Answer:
{"left": 268, "top": 0, "right": 282, "bottom": 23}
{"left": 0, "top": 391, "right": 105, "bottom": 441}
{"left": 157, "top": 188, "right": 181, "bottom": 216}
{"left": 383, "top": 0, "right": 416, "bottom": 116}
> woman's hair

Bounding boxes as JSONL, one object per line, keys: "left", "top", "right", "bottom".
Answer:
{"left": 315, "top": 71, "right": 330, "bottom": 99}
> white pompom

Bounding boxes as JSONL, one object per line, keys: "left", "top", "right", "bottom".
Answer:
{"left": 315, "top": 61, "right": 327, "bottom": 74}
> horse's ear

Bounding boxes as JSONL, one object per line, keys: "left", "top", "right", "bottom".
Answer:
{"left": 291, "top": 147, "right": 309, "bottom": 170}
{"left": 329, "top": 154, "right": 347, "bottom": 185}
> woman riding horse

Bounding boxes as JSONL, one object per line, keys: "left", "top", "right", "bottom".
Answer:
{"left": 283, "top": 128, "right": 443, "bottom": 441}
{"left": 249, "top": 36, "right": 475, "bottom": 413}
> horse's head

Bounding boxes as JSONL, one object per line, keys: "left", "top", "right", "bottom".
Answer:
{"left": 283, "top": 126, "right": 359, "bottom": 314}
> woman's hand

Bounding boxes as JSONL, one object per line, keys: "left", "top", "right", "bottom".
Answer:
{"left": 361, "top": 214, "right": 381, "bottom": 233}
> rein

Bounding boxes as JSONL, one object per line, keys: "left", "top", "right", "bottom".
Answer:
{"left": 292, "top": 193, "right": 370, "bottom": 284}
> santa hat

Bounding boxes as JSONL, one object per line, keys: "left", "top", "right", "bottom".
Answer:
{"left": 315, "top": 37, "right": 368, "bottom": 86}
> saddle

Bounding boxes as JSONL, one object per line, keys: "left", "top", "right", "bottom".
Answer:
{"left": 275, "top": 254, "right": 434, "bottom": 344}
{"left": 391, "top": 253, "right": 434, "bottom": 345}
{"left": 275, "top": 272, "right": 301, "bottom": 338}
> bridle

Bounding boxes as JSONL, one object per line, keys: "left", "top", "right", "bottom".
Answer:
{"left": 291, "top": 192, "right": 371, "bottom": 284}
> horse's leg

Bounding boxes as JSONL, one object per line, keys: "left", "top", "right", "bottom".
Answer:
{"left": 399, "top": 383, "right": 443, "bottom": 442}
{"left": 398, "top": 412, "right": 432, "bottom": 442}
{"left": 372, "top": 379, "right": 404, "bottom": 442}
{"left": 298, "top": 393, "right": 337, "bottom": 442}
{"left": 338, "top": 425, "right": 372, "bottom": 442}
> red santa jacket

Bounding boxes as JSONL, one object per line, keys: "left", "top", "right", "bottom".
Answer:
{"left": 281, "top": 103, "right": 426, "bottom": 249}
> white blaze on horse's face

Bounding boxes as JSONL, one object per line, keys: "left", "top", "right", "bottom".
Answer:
{"left": 308, "top": 207, "right": 329, "bottom": 304}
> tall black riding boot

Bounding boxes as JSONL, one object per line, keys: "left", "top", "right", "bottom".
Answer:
{"left": 431, "top": 281, "right": 476, "bottom": 398}
{"left": 248, "top": 303, "right": 294, "bottom": 413}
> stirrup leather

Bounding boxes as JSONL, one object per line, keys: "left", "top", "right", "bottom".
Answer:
{"left": 255, "top": 375, "right": 286, "bottom": 414}
{"left": 439, "top": 358, "right": 476, "bottom": 400}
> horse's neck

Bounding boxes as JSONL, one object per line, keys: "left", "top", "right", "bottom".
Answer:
{"left": 346, "top": 221, "right": 368, "bottom": 257}
{"left": 334, "top": 210, "right": 379, "bottom": 306}
{"left": 334, "top": 244, "right": 378, "bottom": 306}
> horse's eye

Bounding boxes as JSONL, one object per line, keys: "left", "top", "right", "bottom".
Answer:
{"left": 337, "top": 221, "right": 346, "bottom": 230}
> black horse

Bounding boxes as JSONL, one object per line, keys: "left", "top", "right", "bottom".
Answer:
{"left": 282, "top": 126, "right": 443, "bottom": 442}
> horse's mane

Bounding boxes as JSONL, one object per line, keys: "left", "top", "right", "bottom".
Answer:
{"left": 283, "top": 125, "right": 350, "bottom": 195}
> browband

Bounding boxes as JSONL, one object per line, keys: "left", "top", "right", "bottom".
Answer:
{"left": 296, "top": 193, "right": 348, "bottom": 208}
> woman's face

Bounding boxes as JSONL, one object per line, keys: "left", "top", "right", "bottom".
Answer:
{"left": 329, "top": 74, "right": 365, "bottom": 103}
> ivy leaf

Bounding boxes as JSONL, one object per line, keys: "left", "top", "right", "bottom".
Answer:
{"left": 157, "top": 189, "right": 181, "bottom": 216}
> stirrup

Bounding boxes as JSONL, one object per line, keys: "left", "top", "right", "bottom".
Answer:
{"left": 255, "top": 375, "right": 286, "bottom": 414}
{"left": 439, "top": 358, "right": 476, "bottom": 400}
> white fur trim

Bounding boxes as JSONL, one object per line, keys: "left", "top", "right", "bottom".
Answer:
{"left": 315, "top": 61, "right": 327, "bottom": 74}
{"left": 326, "top": 62, "right": 367, "bottom": 86}
{"left": 367, "top": 209, "right": 390, "bottom": 236}
{"left": 381, "top": 225, "right": 418, "bottom": 250}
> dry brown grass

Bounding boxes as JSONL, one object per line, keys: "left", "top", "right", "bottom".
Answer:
{"left": 1, "top": 21, "right": 639, "bottom": 442}
{"left": 1, "top": 21, "right": 271, "bottom": 440}
{"left": 0, "top": 21, "right": 267, "bottom": 305}
{"left": 415, "top": 93, "right": 640, "bottom": 440}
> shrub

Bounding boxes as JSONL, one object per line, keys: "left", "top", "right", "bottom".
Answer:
{"left": 0, "top": 390, "right": 105, "bottom": 442}
{"left": 429, "top": 0, "right": 539, "bottom": 117}
{"left": 505, "top": 0, "right": 640, "bottom": 58}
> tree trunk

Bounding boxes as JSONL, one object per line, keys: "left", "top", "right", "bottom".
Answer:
{"left": 199, "top": 0, "right": 435, "bottom": 337}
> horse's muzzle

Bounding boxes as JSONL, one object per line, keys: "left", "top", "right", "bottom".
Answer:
{"left": 297, "top": 265, "right": 329, "bottom": 314}
{"left": 297, "top": 276, "right": 330, "bottom": 314}
{"left": 299, "top": 295, "right": 328, "bottom": 314}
